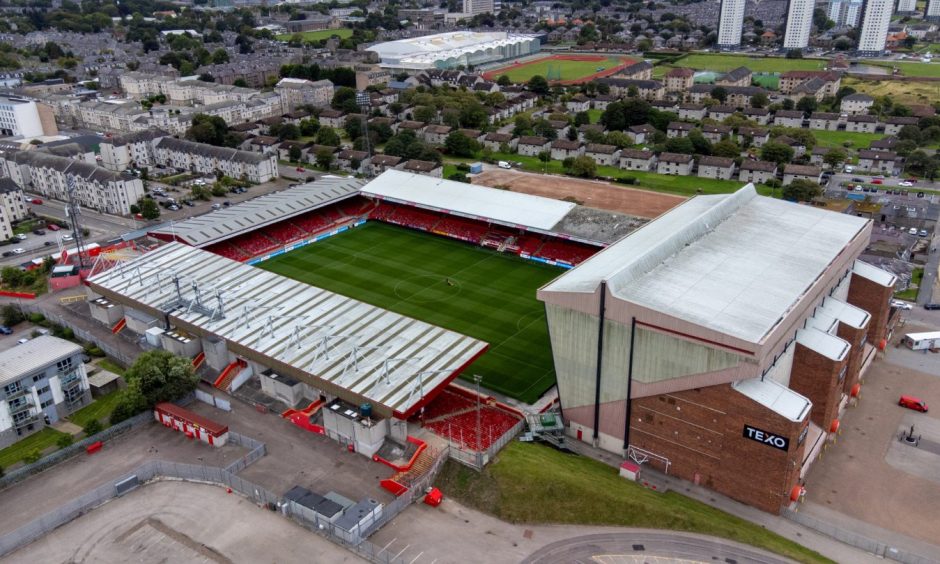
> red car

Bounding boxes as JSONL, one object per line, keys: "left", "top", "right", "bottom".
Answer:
{"left": 296, "top": 167, "right": 305, "bottom": 172}
{"left": 47, "top": 224, "right": 60, "bottom": 231}
{"left": 872, "top": 179, "right": 883, "bottom": 185}
{"left": 30, "top": 198, "right": 42, "bottom": 204}
{"left": 899, "top": 395, "right": 928, "bottom": 413}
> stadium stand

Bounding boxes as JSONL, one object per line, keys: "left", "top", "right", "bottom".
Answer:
{"left": 205, "top": 241, "right": 249, "bottom": 261}
{"left": 266, "top": 222, "right": 307, "bottom": 245}
{"left": 424, "top": 407, "right": 521, "bottom": 451}
{"left": 434, "top": 216, "right": 489, "bottom": 244}
{"left": 420, "top": 389, "right": 477, "bottom": 421}
{"left": 516, "top": 234, "right": 544, "bottom": 256}
{"left": 537, "top": 240, "right": 597, "bottom": 265}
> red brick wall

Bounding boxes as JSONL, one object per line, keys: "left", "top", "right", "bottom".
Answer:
{"left": 630, "top": 384, "right": 807, "bottom": 513}
{"left": 836, "top": 322, "right": 866, "bottom": 395}
{"left": 847, "top": 274, "right": 894, "bottom": 346}
{"left": 789, "top": 343, "right": 845, "bottom": 431}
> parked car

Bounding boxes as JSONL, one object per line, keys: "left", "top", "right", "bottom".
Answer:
{"left": 14, "top": 233, "right": 26, "bottom": 241}
{"left": 498, "top": 161, "right": 512, "bottom": 169}
{"left": 925, "top": 303, "right": 940, "bottom": 310}
{"left": 12, "top": 248, "right": 25, "bottom": 254}
{"left": 47, "top": 224, "right": 60, "bottom": 231}
{"left": 32, "top": 229, "right": 45, "bottom": 235}
{"left": 851, "top": 177, "right": 864, "bottom": 182}
{"left": 16, "top": 338, "right": 29, "bottom": 345}
{"left": 183, "top": 200, "right": 195, "bottom": 207}
{"left": 222, "top": 201, "right": 231, "bottom": 207}
{"left": 44, "top": 241, "right": 52, "bottom": 246}
{"left": 1, "top": 251, "right": 13, "bottom": 257}
{"left": 891, "top": 300, "right": 914, "bottom": 310}
{"left": 296, "top": 167, "right": 305, "bottom": 172}
{"left": 30, "top": 198, "right": 42, "bottom": 204}
{"left": 211, "top": 203, "right": 222, "bottom": 210}
{"left": 872, "top": 179, "right": 883, "bottom": 185}
{"left": 919, "top": 229, "right": 928, "bottom": 237}
{"left": 0, "top": 325, "right": 11, "bottom": 335}
{"left": 62, "top": 235, "right": 73, "bottom": 241}
{"left": 898, "top": 395, "right": 928, "bottom": 413}
{"left": 899, "top": 181, "right": 914, "bottom": 187}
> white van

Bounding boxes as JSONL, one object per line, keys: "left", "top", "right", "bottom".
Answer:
{"left": 497, "top": 161, "right": 511, "bottom": 170}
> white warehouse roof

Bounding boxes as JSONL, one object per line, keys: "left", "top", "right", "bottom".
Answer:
{"left": 362, "top": 169, "right": 577, "bottom": 231}
{"left": 88, "top": 243, "right": 487, "bottom": 417}
{"left": 369, "top": 31, "right": 538, "bottom": 69}
{"left": 542, "top": 185, "right": 873, "bottom": 343}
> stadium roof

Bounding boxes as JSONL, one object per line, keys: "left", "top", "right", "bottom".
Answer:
{"left": 149, "top": 177, "right": 364, "bottom": 247}
{"left": 88, "top": 243, "right": 487, "bottom": 418}
{"left": 541, "top": 185, "right": 871, "bottom": 344}
{"left": 362, "top": 170, "right": 577, "bottom": 232}
{"left": 368, "top": 31, "right": 538, "bottom": 69}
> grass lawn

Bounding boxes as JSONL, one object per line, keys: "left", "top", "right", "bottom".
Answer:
{"left": 67, "top": 390, "right": 123, "bottom": 428}
{"left": 259, "top": 222, "right": 561, "bottom": 403}
{"left": 275, "top": 28, "right": 353, "bottom": 42}
{"left": 672, "top": 54, "right": 829, "bottom": 73}
{"left": 13, "top": 218, "right": 43, "bottom": 235}
{"left": 587, "top": 109, "right": 604, "bottom": 124}
{"left": 436, "top": 442, "right": 832, "bottom": 564}
{"left": 493, "top": 56, "right": 628, "bottom": 83}
{"left": 0, "top": 427, "right": 68, "bottom": 468}
{"left": 891, "top": 61, "right": 940, "bottom": 78}
{"left": 480, "top": 152, "right": 766, "bottom": 197}
{"left": 812, "top": 130, "right": 884, "bottom": 150}
{"left": 97, "top": 358, "right": 125, "bottom": 375}
{"left": 895, "top": 268, "right": 923, "bottom": 301}
{"left": 752, "top": 74, "right": 779, "bottom": 90}
{"left": 844, "top": 76, "right": 940, "bottom": 106}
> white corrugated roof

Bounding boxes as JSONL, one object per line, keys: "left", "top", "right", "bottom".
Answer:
{"left": 796, "top": 327, "right": 850, "bottom": 361}
{"left": 543, "top": 185, "right": 872, "bottom": 343}
{"left": 87, "top": 243, "right": 486, "bottom": 417}
{"left": 149, "top": 177, "right": 364, "bottom": 247}
{"left": 361, "top": 169, "right": 576, "bottom": 231}
{"left": 0, "top": 336, "right": 83, "bottom": 385}
{"left": 853, "top": 259, "right": 897, "bottom": 287}
{"left": 732, "top": 377, "right": 811, "bottom": 422}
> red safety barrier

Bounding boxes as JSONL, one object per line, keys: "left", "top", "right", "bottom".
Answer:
{"left": 380, "top": 479, "right": 409, "bottom": 497}
{"left": 86, "top": 441, "right": 103, "bottom": 454}
{"left": 0, "top": 290, "right": 36, "bottom": 299}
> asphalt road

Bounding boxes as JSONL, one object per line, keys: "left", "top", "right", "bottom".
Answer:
{"left": 521, "top": 531, "right": 792, "bottom": 564}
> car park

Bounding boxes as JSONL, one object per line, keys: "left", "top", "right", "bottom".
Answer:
{"left": 47, "top": 224, "right": 60, "bottom": 231}
{"left": 898, "top": 395, "right": 929, "bottom": 413}
{"left": 296, "top": 167, "right": 305, "bottom": 172}
{"left": 63, "top": 235, "right": 73, "bottom": 241}
{"left": 1, "top": 251, "right": 13, "bottom": 257}
{"left": 919, "top": 229, "right": 928, "bottom": 237}
{"left": 908, "top": 228, "right": 918, "bottom": 235}
{"left": 872, "top": 179, "right": 883, "bottom": 185}
{"left": 223, "top": 201, "right": 231, "bottom": 207}
{"left": 183, "top": 200, "right": 195, "bottom": 207}
{"left": 899, "top": 181, "right": 914, "bottom": 187}
{"left": 851, "top": 177, "right": 864, "bottom": 182}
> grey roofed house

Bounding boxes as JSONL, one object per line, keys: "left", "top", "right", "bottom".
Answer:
{"left": 518, "top": 136, "right": 549, "bottom": 146}
{"left": 740, "top": 160, "right": 777, "bottom": 172}
{"left": 148, "top": 177, "right": 365, "bottom": 247}
{"left": 668, "top": 121, "right": 695, "bottom": 131}
{"left": 869, "top": 137, "right": 897, "bottom": 150}
{"left": 551, "top": 139, "right": 581, "bottom": 150}
{"left": 743, "top": 108, "right": 769, "bottom": 117}
{"left": 774, "top": 110, "right": 805, "bottom": 119}
{"left": 371, "top": 154, "right": 402, "bottom": 167}
{"left": 0, "top": 177, "right": 23, "bottom": 193}
{"left": 847, "top": 114, "right": 877, "bottom": 123}
{"left": 783, "top": 163, "right": 821, "bottom": 176}
{"left": 104, "top": 129, "right": 169, "bottom": 147}
{"left": 737, "top": 127, "right": 768, "bottom": 137}
{"left": 810, "top": 112, "right": 840, "bottom": 121}
{"left": 719, "top": 66, "right": 751, "bottom": 83}
{"left": 0, "top": 335, "right": 83, "bottom": 386}
{"left": 158, "top": 137, "right": 268, "bottom": 165}
{"left": 857, "top": 149, "right": 897, "bottom": 161}
{"left": 658, "top": 152, "right": 694, "bottom": 163}
{"left": 484, "top": 132, "right": 513, "bottom": 143}
{"left": 401, "top": 159, "right": 440, "bottom": 172}
{"left": 702, "top": 124, "right": 732, "bottom": 134}
{"left": 6, "top": 150, "right": 126, "bottom": 183}
{"left": 698, "top": 156, "right": 734, "bottom": 168}
{"left": 842, "top": 93, "right": 874, "bottom": 102}
{"left": 586, "top": 143, "right": 618, "bottom": 154}
{"left": 620, "top": 149, "right": 654, "bottom": 160}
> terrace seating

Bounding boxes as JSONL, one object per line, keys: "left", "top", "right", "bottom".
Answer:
{"left": 420, "top": 389, "right": 477, "bottom": 421}
{"left": 391, "top": 207, "right": 442, "bottom": 231}
{"left": 341, "top": 198, "right": 375, "bottom": 217}
{"left": 266, "top": 221, "right": 306, "bottom": 245}
{"left": 206, "top": 241, "right": 249, "bottom": 261}
{"left": 516, "top": 234, "right": 543, "bottom": 256}
{"left": 435, "top": 216, "right": 488, "bottom": 243}
{"left": 536, "top": 240, "right": 597, "bottom": 266}
{"left": 292, "top": 210, "right": 334, "bottom": 234}
{"left": 424, "top": 406, "right": 521, "bottom": 451}
{"left": 229, "top": 231, "right": 279, "bottom": 257}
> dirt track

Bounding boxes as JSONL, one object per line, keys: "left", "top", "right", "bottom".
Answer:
{"left": 472, "top": 170, "right": 685, "bottom": 219}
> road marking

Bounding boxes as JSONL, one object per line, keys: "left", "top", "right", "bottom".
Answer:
{"left": 408, "top": 551, "right": 424, "bottom": 564}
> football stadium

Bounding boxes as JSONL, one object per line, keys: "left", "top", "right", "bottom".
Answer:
{"left": 86, "top": 170, "right": 901, "bottom": 514}
{"left": 368, "top": 31, "right": 541, "bottom": 71}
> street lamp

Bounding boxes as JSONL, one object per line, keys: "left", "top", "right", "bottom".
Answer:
{"left": 474, "top": 374, "right": 483, "bottom": 467}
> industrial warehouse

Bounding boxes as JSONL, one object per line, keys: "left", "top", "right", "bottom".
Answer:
{"left": 539, "top": 185, "right": 898, "bottom": 513}
{"left": 79, "top": 173, "right": 902, "bottom": 516}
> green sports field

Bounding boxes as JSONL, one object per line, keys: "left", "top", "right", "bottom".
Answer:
{"left": 491, "top": 56, "right": 628, "bottom": 83}
{"left": 276, "top": 28, "right": 353, "bottom": 42}
{"left": 258, "top": 222, "right": 562, "bottom": 404}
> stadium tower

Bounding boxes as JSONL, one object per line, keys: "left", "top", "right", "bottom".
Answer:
{"left": 857, "top": 0, "right": 893, "bottom": 56}
{"left": 783, "top": 0, "right": 815, "bottom": 49}
{"left": 717, "top": 0, "right": 746, "bottom": 49}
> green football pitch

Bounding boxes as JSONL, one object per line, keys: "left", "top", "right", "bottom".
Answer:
{"left": 258, "top": 222, "right": 563, "bottom": 404}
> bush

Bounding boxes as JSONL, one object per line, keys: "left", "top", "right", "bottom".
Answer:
{"left": 456, "top": 163, "right": 471, "bottom": 172}
{"left": 85, "top": 346, "right": 105, "bottom": 358}
{"left": 616, "top": 176, "right": 638, "bottom": 185}
{"left": 23, "top": 448, "right": 42, "bottom": 464}
{"left": 1, "top": 304, "right": 24, "bottom": 326}
{"left": 28, "top": 313, "right": 46, "bottom": 325}
{"left": 52, "top": 324, "right": 74, "bottom": 340}
{"left": 56, "top": 434, "right": 73, "bottom": 448}
{"left": 83, "top": 419, "right": 103, "bottom": 436}
{"left": 110, "top": 392, "right": 144, "bottom": 424}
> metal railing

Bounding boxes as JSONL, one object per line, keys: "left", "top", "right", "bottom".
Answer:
{"left": 783, "top": 509, "right": 937, "bottom": 564}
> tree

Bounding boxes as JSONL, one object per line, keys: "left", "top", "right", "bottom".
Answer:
{"left": 1, "top": 304, "right": 24, "bottom": 326}
{"left": 688, "top": 130, "right": 712, "bottom": 155}
{"left": 331, "top": 87, "right": 359, "bottom": 113}
{"left": 785, "top": 49, "right": 803, "bottom": 59}
{"left": 664, "top": 137, "right": 695, "bottom": 154}
{"left": 413, "top": 105, "right": 437, "bottom": 124}
{"left": 211, "top": 48, "right": 229, "bottom": 64}
{"left": 710, "top": 86, "right": 728, "bottom": 104}
{"left": 750, "top": 92, "right": 769, "bottom": 109}
{"left": 315, "top": 148, "right": 335, "bottom": 170}
{"left": 139, "top": 198, "right": 160, "bottom": 220}
{"left": 823, "top": 148, "right": 847, "bottom": 169}
{"left": 533, "top": 119, "right": 557, "bottom": 140}
{"left": 898, "top": 124, "right": 922, "bottom": 143}
{"left": 315, "top": 127, "right": 340, "bottom": 146}
{"left": 289, "top": 145, "right": 302, "bottom": 162}
{"left": 783, "top": 179, "right": 822, "bottom": 202}
{"left": 528, "top": 75, "right": 549, "bottom": 95}
{"left": 781, "top": 98, "right": 795, "bottom": 110}
{"left": 185, "top": 114, "right": 231, "bottom": 147}
{"left": 573, "top": 111, "right": 590, "bottom": 127}
{"left": 566, "top": 156, "right": 596, "bottom": 178}
{"left": 537, "top": 150, "right": 551, "bottom": 172}
{"left": 444, "top": 131, "right": 476, "bottom": 157}
{"left": 796, "top": 97, "right": 817, "bottom": 113}
{"left": 760, "top": 141, "right": 795, "bottom": 165}
{"left": 121, "top": 350, "right": 198, "bottom": 409}
{"left": 712, "top": 139, "right": 741, "bottom": 158}
{"left": 497, "top": 74, "right": 511, "bottom": 87}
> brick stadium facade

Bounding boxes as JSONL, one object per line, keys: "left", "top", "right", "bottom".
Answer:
{"left": 539, "top": 185, "right": 898, "bottom": 514}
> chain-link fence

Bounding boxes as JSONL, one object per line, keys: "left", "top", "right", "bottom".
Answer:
{"left": 224, "top": 432, "right": 266, "bottom": 474}
{"left": 0, "top": 410, "right": 153, "bottom": 491}
{"left": 783, "top": 509, "right": 937, "bottom": 564}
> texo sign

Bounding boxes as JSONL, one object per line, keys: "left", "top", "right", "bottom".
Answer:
{"left": 742, "top": 425, "right": 789, "bottom": 451}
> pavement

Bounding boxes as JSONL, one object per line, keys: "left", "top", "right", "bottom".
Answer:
{"left": 6, "top": 481, "right": 364, "bottom": 564}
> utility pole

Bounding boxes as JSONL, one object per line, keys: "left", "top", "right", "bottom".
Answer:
{"left": 355, "top": 90, "right": 373, "bottom": 178}
{"left": 474, "top": 373, "right": 483, "bottom": 468}
{"left": 65, "top": 176, "right": 87, "bottom": 269}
